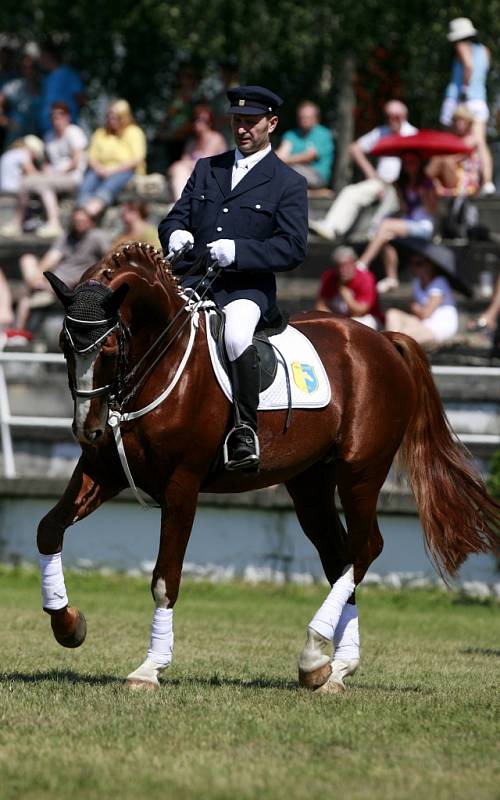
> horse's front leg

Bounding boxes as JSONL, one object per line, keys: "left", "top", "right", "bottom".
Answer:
{"left": 37, "top": 456, "right": 123, "bottom": 648}
{"left": 126, "top": 472, "right": 199, "bottom": 690}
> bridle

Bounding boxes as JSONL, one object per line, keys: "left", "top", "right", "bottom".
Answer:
{"left": 63, "top": 314, "right": 128, "bottom": 400}
{"left": 63, "top": 253, "right": 220, "bottom": 413}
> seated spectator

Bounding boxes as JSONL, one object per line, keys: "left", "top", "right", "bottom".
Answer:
{"left": 275, "top": 100, "right": 333, "bottom": 189}
{"left": 470, "top": 273, "right": 500, "bottom": 338}
{"left": 77, "top": 100, "right": 146, "bottom": 217}
{"left": 0, "top": 135, "right": 44, "bottom": 193}
{"left": 439, "top": 17, "right": 495, "bottom": 195}
{"left": 153, "top": 66, "right": 201, "bottom": 169}
{"left": 168, "top": 104, "right": 226, "bottom": 200}
{"left": 427, "top": 105, "right": 486, "bottom": 197}
{"left": 357, "top": 153, "right": 437, "bottom": 292}
{"left": 112, "top": 200, "right": 161, "bottom": 249}
{"left": 1, "top": 102, "right": 87, "bottom": 238}
{"left": 15, "top": 207, "right": 109, "bottom": 329}
{"left": 385, "top": 241, "right": 464, "bottom": 347}
{"left": 38, "top": 41, "right": 85, "bottom": 136}
{"left": 315, "top": 245, "right": 383, "bottom": 329}
{"left": 0, "top": 52, "right": 42, "bottom": 148}
{"left": 0, "top": 268, "right": 14, "bottom": 331}
{"left": 309, "top": 100, "right": 417, "bottom": 240}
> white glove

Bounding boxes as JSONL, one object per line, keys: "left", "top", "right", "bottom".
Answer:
{"left": 207, "top": 239, "right": 236, "bottom": 268}
{"left": 168, "top": 229, "right": 194, "bottom": 254}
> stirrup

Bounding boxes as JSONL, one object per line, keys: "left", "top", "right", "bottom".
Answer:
{"left": 223, "top": 424, "right": 260, "bottom": 471}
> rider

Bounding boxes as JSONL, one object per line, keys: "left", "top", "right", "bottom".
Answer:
{"left": 159, "top": 85, "right": 308, "bottom": 472}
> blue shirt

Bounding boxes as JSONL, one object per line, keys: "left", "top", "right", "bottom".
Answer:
{"left": 413, "top": 276, "right": 456, "bottom": 308}
{"left": 445, "top": 43, "right": 489, "bottom": 102}
{"left": 282, "top": 124, "right": 334, "bottom": 184}
{"left": 40, "top": 65, "right": 84, "bottom": 134}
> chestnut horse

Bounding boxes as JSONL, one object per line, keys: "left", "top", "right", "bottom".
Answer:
{"left": 38, "top": 242, "right": 498, "bottom": 693}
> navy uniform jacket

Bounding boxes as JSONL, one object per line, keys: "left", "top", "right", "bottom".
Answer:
{"left": 158, "top": 149, "right": 308, "bottom": 320}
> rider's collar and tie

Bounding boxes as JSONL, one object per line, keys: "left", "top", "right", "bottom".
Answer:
{"left": 231, "top": 144, "right": 272, "bottom": 190}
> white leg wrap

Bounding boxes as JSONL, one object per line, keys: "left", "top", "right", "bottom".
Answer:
{"left": 333, "top": 603, "right": 360, "bottom": 662}
{"left": 126, "top": 607, "right": 173, "bottom": 688}
{"left": 309, "top": 565, "right": 355, "bottom": 641}
{"left": 147, "top": 607, "right": 174, "bottom": 667}
{"left": 39, "top": 552, "right": 69, "bottom": 611}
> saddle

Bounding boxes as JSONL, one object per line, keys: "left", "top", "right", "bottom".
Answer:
{"left": 208, "top": 306, "right": 288, "bottom": 392}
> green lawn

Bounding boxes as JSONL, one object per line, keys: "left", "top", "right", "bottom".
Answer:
{"left": 0, "top": 567, "right": 498, "bottom": 800}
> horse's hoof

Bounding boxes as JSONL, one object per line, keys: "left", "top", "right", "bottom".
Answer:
{"left": 313, "top": 675, "right": 346, "bottom": 695}
{"left": 125, "top": 678, "right": 159, "bottom": 691}
{"left": 298, "top": 661, "right": 332, "bottom": 690}
{"left": 50, "top": 607, "right": 87, "bottom": 648}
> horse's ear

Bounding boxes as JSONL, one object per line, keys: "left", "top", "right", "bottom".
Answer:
{"left": 103, "top": 282, "right": 129, "bottom": 315}
{"left": 44, "top": 271, "right": 74, "bottom": 308}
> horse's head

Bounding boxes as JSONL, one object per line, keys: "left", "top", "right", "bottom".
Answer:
{"left": 46, "top": 271, "right": 130, "bottom": 444}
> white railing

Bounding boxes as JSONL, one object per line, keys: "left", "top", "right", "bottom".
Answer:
{"left": 0, "top": 351, "right": 72, "bottom": 478}
{"left": 0, "top": 354, "right": 499, "bottom": 478}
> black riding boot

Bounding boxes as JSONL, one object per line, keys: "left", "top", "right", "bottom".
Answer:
{"left": 225, "top": 344, "right": 260, "bottom": 472}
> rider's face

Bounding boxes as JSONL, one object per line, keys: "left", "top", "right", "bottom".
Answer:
{"left": 231, "top": 113, "right": 278, "bottom": 155}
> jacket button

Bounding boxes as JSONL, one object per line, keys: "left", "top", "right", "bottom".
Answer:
{"left": 216, "top": 226, "right": 223, "bottom": 232}
{"left": 200, "top": 194, "right": 205, "bottom": 199}
{"left": 223, "top": 207, "right": 229, "bottom": 213}
{"left": 255, "top": 204, "right": 261, "bottom": 209}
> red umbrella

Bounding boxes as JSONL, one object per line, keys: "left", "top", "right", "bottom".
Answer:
{"left": 370, "top": 129, "right": 473, "bottom": 159}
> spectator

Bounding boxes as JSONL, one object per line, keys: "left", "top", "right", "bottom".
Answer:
{"left": 309, "top": 100, "right": 417, "bottom": 240}
{"left": 38, "top": 41, "right": 85, "bottom": 136}
{"left": 0, "top": 268, "right": 14, "bottom": 332}
{"left": 275, "top": 100, "right": 334, "bottom": 189}
{"left": 168, "top": 104, "right": 226, "bottom": 200}
{"left": 356, "top": 152, "right": 437, "bottom": 292}
{"left": 0, "top": 135, "right": 44, "bottom": 193}
{"left": 427, "top": 105, "right": 484, "bottom": 198}
{"left": 77, "top": 99, "right": 146, "bottom": 217}
{"left": 154, "top": 66, "right": 201, "bottom": 167}
{"left": 439, "top": 18, "right": 495, "bottom": 195}
{"left": 0, "top": 52, "right": 42, "bottom": 148}
{"left": 385, "top": 240, "right": 463, "bottom": 347}
{"left": 470, "top": 274, "right": 500, "bottom": 337}
{"left": 315, "top": 245, "right": 383, "bottom": 329}
{"left": 1, "top": 102, "right": 87, "bottom": 238}
{"left": 112, "top": 200, "right": 161, "bottom": 249}
{"left": 15, "top": 207, "right": 108, "bottom": 329}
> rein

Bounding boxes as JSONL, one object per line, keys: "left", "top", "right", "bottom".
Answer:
{"left": 67, "top": 255, "right": 220, "bottom": 508}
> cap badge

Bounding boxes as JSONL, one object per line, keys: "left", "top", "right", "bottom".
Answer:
{"left": 238, "top": 99, "right": 245, "bottom": 106}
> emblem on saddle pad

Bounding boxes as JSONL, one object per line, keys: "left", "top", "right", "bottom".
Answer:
{"left": 291, "top": 362, "right": 318, "bottom": 394}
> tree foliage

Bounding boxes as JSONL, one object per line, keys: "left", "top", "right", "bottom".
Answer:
{"left": 2, "top": 0, "right": 500, "bottom": 132}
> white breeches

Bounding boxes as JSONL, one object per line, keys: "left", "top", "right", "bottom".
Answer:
{"left": 223, "top": 299, "right": 261, "bottom": 362}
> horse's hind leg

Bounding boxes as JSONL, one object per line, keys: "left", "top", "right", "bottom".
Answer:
{"left": 290, "top": 460, "right": 388, "bottom": 693}
{"left": 286, "top": 464, "right": 359, "bottom": 693}
{"left": 37, "top": 456, "right": 123, "bottom": 648}
{"left": 310, "top": 460, "right": 388, "bottom": 694}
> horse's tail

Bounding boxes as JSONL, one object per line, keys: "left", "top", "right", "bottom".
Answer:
{"left": 383, "top": 330, "right": 500, "bottom": 578}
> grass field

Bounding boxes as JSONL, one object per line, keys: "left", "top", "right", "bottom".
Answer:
{"left": 0, "top": 566, "right": 499, "bottom": 800}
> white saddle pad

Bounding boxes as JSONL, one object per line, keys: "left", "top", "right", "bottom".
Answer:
{"left": 205, "top": 309, "right": 331, "bottom": 410}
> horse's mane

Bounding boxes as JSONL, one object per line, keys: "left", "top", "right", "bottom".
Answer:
{"left": 88, "top": 241, "right": 181, "bottom": 294}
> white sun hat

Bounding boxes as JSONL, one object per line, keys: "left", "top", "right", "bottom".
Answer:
{"left": 447, "top": 17, "right": 478, "bottom": 42}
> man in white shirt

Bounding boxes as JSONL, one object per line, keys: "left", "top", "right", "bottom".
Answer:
{"left": 2, "top": 101, "right": 87, "bottom": 239}
{"left": 309, "top": 100, "right": 417, "bottom": 240}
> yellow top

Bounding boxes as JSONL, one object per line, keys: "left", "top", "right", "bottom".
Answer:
{"left": 88, "top": 125, "right": 147, "bottom": 174}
